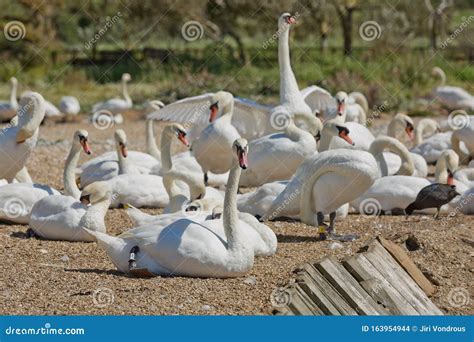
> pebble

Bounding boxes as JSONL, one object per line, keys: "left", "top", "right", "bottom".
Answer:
{"left": 201, "top": 305, "right": 212, "bottom": 311}
{"left": 329, "top": 242, "right": 343, "bottom": 250}
{"left": 39, "top": 249, "right": 48, "bottom": 254}
{"left": 243, "top": 276, "right": 257, "bottom": 286}
{"left": 60, "top": 255, "right": 70, "bottom": 262}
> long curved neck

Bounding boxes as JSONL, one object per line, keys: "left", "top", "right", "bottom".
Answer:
{"left": 279, "top": 26, "right": 300, "bottom": 104}
{"left": 10, "top": 82, "right": 18, "bottom": 108}
{"left": 435, "top": 69, "right": 446, "bottom": 86}
{"left": 146, "top": 120, "right": 161, "bottom": 160}
{"left": 387, "top": 119, "right": 402, "bottom": 138}
{"left": 122, "top": 78, "right": 132, "bottom": 106}
{"left": 284, "top": 121, "right": 306, "bottom": 140}
{"left": 435, "top": 156, "right": 447, "bottom": 183}
{"left": 223, "top": 160, "right": 243, "bottom": 251}
{"left": 451, "top": 134, "right": 469, "bottom": 164}
{"left": 370, "top": 137, "right": 414, "bottom": 176}
{"left": 63, "top": 144, "right": 82, "bottom": 199}
{"left": 160, "top": 129, "right": 173, "bottom": 171}
{"left": 414, "top": 119, "right": 438, "bottom": 145}
{"left": 319, "top": 131, "right": 336, "bottom": 152}
{"left": 220, "top": 100, "right": 235, "bottom": 120}
{"left": 16, "top": 96, "right": 45, "bottom": 143}
{"left": 117, "top": 145, "right": 132, "bottom": 174}
{"left": 79, "top": 197, "right": 111, "bottom": 233}
{"left": 357, "top": 106, "right": 367, "bottom": 126}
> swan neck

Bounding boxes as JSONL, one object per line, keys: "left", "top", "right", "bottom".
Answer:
{"left": 146, "top": 120, "right": 161, "bottom": 159}
{"left": 160, "top": 129, "right": 173, "bottom": 171}
{"left": 451, "top": 134, "right": 469, "bottom": 164}
{"left": 16, "top": 96, "right": 45, "bottom": 142}
{"left": 284, "top": 121, "right": 304, "bottom": 140}
{"left": 80, "top": 198, "right": 111, "bottom": 232}
{"left": 437, "top": 69, "right": 446, "bottom": 86}
{"left": 63, "top": 144, "right": 82, "bottom": 199}
{"left": 319, "top": 131, "right": 334, "bottom": 152}
{"left": 386, "top": 118, "right": 400, "bottom": 138}
{"left": 435, "top": 156, "right": 447, "bottom": 183}
{"left": 122, "top": 78, "right": 132, "bottom": 106}
{"left": 221, "top": 100, "right": 235, "bottom": 119}
{"left": 278, "top": 26, "right": 300, "bottom": 104}
{"left": 223, "top": 161, "right": 242, "bottom": 250}
{"left": 10, "top": 81, "right": 18, "bottom": 108}
{"left": 117, "top": 144, "right": 131, "bottom": 174}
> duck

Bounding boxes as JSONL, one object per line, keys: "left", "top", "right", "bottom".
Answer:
{"left": 351, "top": 149, "right": 460, "bottom": 215}
{"left": 238, "top": 116, "right": 318, "bottom": 187}
{"left": 92, "top": 73, "right": 132, "bottom": 115}
{"left": 86, "top": 139, "right": 270, "bottom": 278}
{"left": 0, "top": 92, "right": 45, "bottom": 182}
{"left": 0, "top": 130, "right": 91, "bottom": 224}
{"left": 405, "top": 184, "right": 460, "bottom": 218}
{"left": 28, "top": 181, "right": 112, "bottom": 242}
{"left": 0, "top": 77, "right": 18, "bottom": 121}
{"left": 79, "top": 129, "right": 158, "bottom": 187}
{"left": 431, "top": 67, "right": 474, "bottom": 111}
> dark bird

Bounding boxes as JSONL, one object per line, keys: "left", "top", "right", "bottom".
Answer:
{"left": 405, "top": 183, "right": 460, "bottom": 219}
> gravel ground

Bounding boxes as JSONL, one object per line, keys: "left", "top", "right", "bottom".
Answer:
{"left": 0, "top": 117, "right": 472, "bottom": 315}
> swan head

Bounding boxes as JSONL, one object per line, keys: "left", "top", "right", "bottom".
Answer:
{"left": 209, "top": 91, "right": 233, "bottom": 122}
{"left": 145, "top": 100, "right": 165, "bottom": 115}
{"left": 322, "top": 122, "right": 354, "bottom": 146}
{"left": 74, "top": 129, "right": 92, "bottom": 155}
{"left": 393, "top": 113, "right": 414, "bottom": 141}
{"left": 233, "top": 138, "right": 249, "bottom": 169}
{"left": 122, "top": 73, "right": 131, "bottom": 82}
{"left": 165, "top": 123, "right": 190, "bottom": 147}
{"left": 443, "top": 150, "right": 459, "bottom": 185}
{"left": 80, "top": 181, "right": 112, "bottom": 206}
{"left": 10, "top": 77, "right": 18, "bottom": 85}
{"left": 335, "top": 91, "right": 349, "bottom": 116}
{"left": 278, "top": 13, "right": 296, "bottom": 29}
{"left": 16, "top": 92, "right": 45, "bottom": 143}
{"left": 114, "top": 129, "right": 128, "bottom": 158}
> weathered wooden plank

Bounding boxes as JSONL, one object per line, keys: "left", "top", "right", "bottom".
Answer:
{"left": 315, "top": 256, "right": 387, "bottom": 315}
{"left": 294, "top": 283, "right": 325, "bottom": 315}
{"left": 377, "top": 237, "right": 435, "bottom": 296}
{"left": 297, "top": 263, "right": 357, "bottom": 315}
{"left": 343, "top": 254, "right": 419, "bottom": 315}
{"left": 285, "top": 287, "right": 318, "bottom": 315}
{"left": 368, "top": 242, "right": 443, "bottom": 315}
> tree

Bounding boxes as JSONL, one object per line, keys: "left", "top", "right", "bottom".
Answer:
{"left": 425, "top": 0, "right": 453, "bottom": 51}
{"left": 334, "top": 0, "right": 358, "bottom": 56}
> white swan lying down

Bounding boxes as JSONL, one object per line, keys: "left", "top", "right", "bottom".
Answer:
{"left": 87, "top": 139, "right": 276, "bottom": 278}
{"left": 29, "top": 181, "right": 112, "bottom": 242}
{"left": 0, "top": 129, "right": 91, "bottom": 224}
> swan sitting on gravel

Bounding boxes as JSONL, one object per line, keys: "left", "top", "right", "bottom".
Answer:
{"left": 0, "top": 77, "right": 18, "bottom": 121}
{"left": 87, "top": 139, "right": 276, "bottom": 278}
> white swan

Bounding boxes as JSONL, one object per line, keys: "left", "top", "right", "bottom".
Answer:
{"left": 239, "top": 117, "right": 318, "bottom": 187}
{"left": 104, "top": 125, "right": 195, "bottom": 208}
{"left": 87, "top": 139, "right": 271, "bottom": 278}
{"left": 29, "top": 181, "right": 112, "bottom": 242}
{"left": 44, "top": 100, "right": 61, "bottom": 118}
{"left": 0, "top": 77, "right": 18, "bottom": 121}
{"left": 351, "top": 149, "right": 460, "bottom": 215}
{"left": 79, "top": 129, "right": 158, "bottom": 186}
{"left": 431, "top": 67, "right": 474, "bottom": 111}
{"left": 0, "top": 92, "right": 45, "bottom": 182}
{"left": 0, "top": 130, "right": 91, "bottom": 224}
{"left": 264, "top": 148, "right": 377, "bottom": 241}
{"left": 59, "top": 96, "right": 80, "bottom": 117}
{"left": 146, "top": 13, "right": 321, "bottom": 141}
{"left": 192, "top": 91, "right": 241, "bottom": 179}
{"left": 413, "top": 118, "right": 439, "bottom": 146}
{"left": 92, "top": 73, "right": 132, "bottom": 115}
{"left": 451, "top": 115, "right": 474, "bottom": 164}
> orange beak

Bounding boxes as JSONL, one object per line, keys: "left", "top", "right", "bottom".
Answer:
{"left": 339, "top": 130, "right": 354, "bottom": 145}
{"left": 209, "top": 105, "right": 218, "bottom": 122}
{"left": 120, "top": 144, "right": 128, "bottom": 158}
{"left": 337, "top": 103, "right": 345, "bottom": 116}
{"left": 286, "top": 16, "right": 296, "bottom": 25}
{"left": 238, "top": 150, "right": 248, "bottom": 169}
{"left": 447, "top": 169, "right": 454, "bottom": 185}
{"left": 405, "top": 126, "right": 414, "bottom": 140}
{"left": 178, "top": 133, "right": 190, "bottom": 147}
{"left": 81, "top": 139, "right": 92, "bottom": 155}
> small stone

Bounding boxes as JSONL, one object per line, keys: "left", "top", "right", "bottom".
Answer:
{"left": 201, "top": 305, "right": 212, "bottom": 311}
{"left": 329, "top": 242, "right": 343, "bottom": 250}
{"left": 39, "top": 249, "right": 48, "bottom": 254}
{"left": 243, "top": 276, "right": 257, "bottom": 285}
{"left": 60, "top": 255, "right": 69, "bottom": 262}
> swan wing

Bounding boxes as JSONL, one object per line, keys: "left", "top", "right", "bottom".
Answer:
{"left": 300, "top": 85, "right": 336, "bottom": 114}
